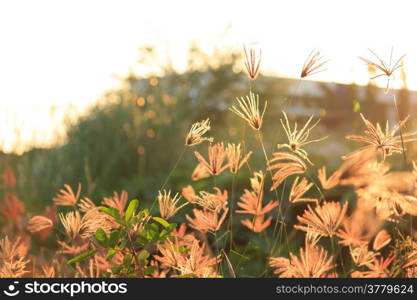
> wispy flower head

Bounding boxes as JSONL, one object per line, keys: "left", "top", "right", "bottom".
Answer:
{"left": 269, "top": 242, "right": 335, "bottom": 278}
{"left": 157, "top": 190, "right": 188, "bottom": 220}
{"left": 241, "top": 215, "right": 273, "bottom": 233}
{"left": 53, "top": 183, "right": 81, "bottom": 207}
{"left": 182, "top": 185, "right": 198, "bottom": 203}
{"left": 373, "top": 230, "right": 392, "bottom": 251}
{"left": 289, "top": 177, "right": 317, "bottom": 204}
{"left": 185, "top": 118, "right": 214, "bottom": 146}
{"left": 102, "top": 191, "right": 128, "bottom": 215}
{"left": 194, "top": 143, "right": 229, "bottom": 176}
{"left": 346, "top": 113, "right": 417, "bottom": 161}
{"left": 301, "top": 49, "right": 328, "bottom": 78}
{"left": 198, "top": 188, "right": 228, "bottom": 213}
{"left": 359, "top": 48, "right": 405, "bottom": 92}
{"left": 278, "top": 111, "right": 327, "bottom": 165}
{"left": 352, "top": 255, "right": 395, "bottom": 278}
{"left": 243, "top": 44, "right": 262, "bottom": 80}
{"left": 191, "top": 163, "right": 211, "bottom": 181}
{"left": 350, "top": 246, "right": 378, "bottom": 267}
{"left": 226, "top": 143, "right": 252, "bottom": 174}
{"left": 230, "top": 92, "right": 267, "bottom": 131}
{"left": 236, "top": 171, "right": 278, "bottom": 232}
{"left": 236, "top": 185, "right": 278, "bottom": 216}
{"left": 267, "top": 152, "right": 307, "bottom": 190}
{"left": 186, "top": 207, "right": 228, "bottom": 233}
{"left": 295, "top": 201, "right": 348, "bottom": 237}
{"left": 155, "top": 239, "right": 220, "bottom": 278}
{"left": 27, "top": 216, "right": 53, "bottom": 233}
{"left": 0, "top": 236, "right": 29, "bottom": 278}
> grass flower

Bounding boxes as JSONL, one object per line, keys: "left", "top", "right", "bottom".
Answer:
{"left": 182, "top": 185, "right": 198, "bottom": 203}
{"left": 236, "top": 187, "right": 278, "bottom": 216}
{"left": 27, "top": 216, "right": 53, "bottom": 233}
{"left": 350, "top": 246, "right": 378, "bottom": 266}
{"left": 185, "top": 118, "right": 213, "bottom": 146}
{"left": 0, "top": 236, "right": 29, "bottom": 278}
{"left": 53, "top": 183, "right": 81, "bottom": 207}
{"left": 359, "top": 48, "right": 405, "bottom": 92}
{"left": 241, "top": 215, "right": 273, "bottom": 233}
{"left": 346, "top": 113, "right": 417, "bottom": 161}
{"left": 289, "top": 177, "right": 317, "bottom": 204}
{"left": 267, "top": 152, "right": 307, "bottom": 190}
{"left": 373, "top": 230, "right": 392, "bottom": 251}
{"left": 243, "top": 44, "right": 262, "bottom": 80}
{"left": 157, "top": 190, "right": 188, "bottom": 219}
{"left": 352, "top": 255, "right": 395, "bottom": 278}
{"left": 300, "top": 49, "right": 328, "bottom": 78}
{"left": 336, "top": 216, "right": 375, "bottom": 248}
{"left": 191, "top": 188, "right": 228, "bottom": 213}
{"left": 226, "top": 143, "right": 252, "bottom": 174}
{"left": 186, "top": 207, "right": 228, "bottom": 233}
{"left": 236, "top": 171, "right": 278, "bottom": 232}
{"left": 191, "top": 163, "right": 211, "bottom": 181}
{"left": 230, "top": 92, "right": 267, "bottom": 131}
{"left": 102, "top": 191, "right": 128, "bottom": 215}
{"left": 295, "top": 201, "right": 348, "bottom": 237}
{"left": 278, "top": 111, "right": 327, "bottom": 165}
{"left": 194, "top": 142, "right": 229, "bottom": 176}
{"left": 269, "top": 242, "right": 335, "bottom": 278}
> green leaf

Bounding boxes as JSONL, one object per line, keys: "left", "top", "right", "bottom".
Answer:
{"left": 108, "top": 230, "right": 120, "bottom": 248}
{"left": 95, "top": 228, "right": 108, "bottom": 247}
{"left": 153, "top": 217, "right": 170, "bottom": 228}
{"left": 137, "top": 249, "right": 150, "bottom": 262}
{"left": 99, "top": 207, "right": 121, "bottom": 221}
{"left": 68, "top": 249, "right": 97, "bottom": 265}
{"left": 105, "top": 249, "right": 117, "bottom": 261}
{"left": 353, "top": 100, "right": 360, "bottom": 112}
{"left": 125, "top": 199, "right": 139, "bottom": 223}
{"left": 144, "top": 265, "right": 158, "bottom": 276}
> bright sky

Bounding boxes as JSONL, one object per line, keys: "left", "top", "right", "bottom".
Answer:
{"left": 1, "top": 0, "right": 416, "bottom": 152}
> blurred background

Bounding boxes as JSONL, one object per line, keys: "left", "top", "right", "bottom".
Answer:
{"left": 1, "top": 0, "right": 417, "bottom": 214}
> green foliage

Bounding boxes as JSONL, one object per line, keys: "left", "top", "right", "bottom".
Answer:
{"left": 71, "top": 199, "right": 177, "bottom": 278}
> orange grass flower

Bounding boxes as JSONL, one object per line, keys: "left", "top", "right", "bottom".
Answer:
{"left": 269, "top": 242, "right": 335, "bottom": 278}
{"left": 230, "top": 92, "right": 267, "bottom": 131}
{"left": 346, "top": 113, "right": 417, "bottom": 161}
{"left": 53, "top": 183, "right": 81, "bottom": 207}
{"left": 185, "top": 118, "right": 214, "bottom": 146}
{"left": 350, "top": 246, "right": 378, "bottom": 267}
{"left": 289, "top": 177, "right": 317, "bottom": 204}
{"left": 226, "top": 143, "right": 252, "bottom": 174}
{"left": 352, "top": 254, "right": 395, "bottom": 278}
{"left": 27, "top": 216, "right": 53, "bottom": 233}
{"left": 241, "top": 215, "right": 273, "bottom": 233}
{"left": 236, "top": 187, "right": 278, "bottom": 216}
{"left": 157, "top": 190, "right": 188, "bottom": 220}
{"left": 186, "top": 207, "right": 228, "bottom": 233}
{"left": 194, "top": 143, "right": 229, "bottom": 176}
{"left": 294, "top": 201, "right": 348, "bottom": 237}
{"left": 102, "top": 191, "right": 128, "bottom": 215}
{"left": 191, "top": 163, "right": 211, "bottom": 181}
{"left": 373, "top": 230, "right": 392, "bottom": 251}
{"left": 278, "top": 111, "right": 327, "bottom": 165}
{"left": 267, "top": 152, "right": 307, "bottom": 190}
